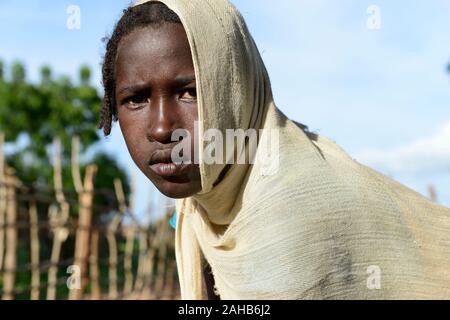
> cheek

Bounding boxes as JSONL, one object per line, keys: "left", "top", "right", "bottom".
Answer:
{"left": 183, "top": 106, "right": 199, "bottom": 150}
{"left": 118, "top": 112, "right": 148, "bottom": 164}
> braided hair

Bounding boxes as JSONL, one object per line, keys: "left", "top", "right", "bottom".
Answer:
{"left": 98, "top": 1, "right": 181, "bottom": 136}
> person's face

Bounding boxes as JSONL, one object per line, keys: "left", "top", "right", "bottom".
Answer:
{"left": 115, "top": 23, "right": 202, "bottom": 198}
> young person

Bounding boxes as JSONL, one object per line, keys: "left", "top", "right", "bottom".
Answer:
{"left": 99, "top": 0, "right": 450, "bottom": 299}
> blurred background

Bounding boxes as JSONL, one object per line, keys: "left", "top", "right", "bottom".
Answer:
{"left": 0, "top": 0, "right": 449, "bottom": 299}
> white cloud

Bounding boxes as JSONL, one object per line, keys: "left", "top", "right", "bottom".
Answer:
{"left": 354, "top": 121, "right": 450, "bottom": 176}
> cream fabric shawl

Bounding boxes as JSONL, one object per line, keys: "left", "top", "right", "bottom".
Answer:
{"left": 134, "top": 0, "right": 450, "bottom": 299}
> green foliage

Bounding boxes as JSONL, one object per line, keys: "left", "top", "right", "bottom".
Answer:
{"left": 0, "top": 59, "right": 129, "bottom": 202}
{"left": 0, "top": 60, "right": 4, "bottom": 80}
{"left": 79, "top": 65, "right": 91, "bottom": 85}
{"left": 11, "top": 61, "right": 25, "bottom": 83}
{"left": 40, "top": 65, "right": 51, "bottom": 84}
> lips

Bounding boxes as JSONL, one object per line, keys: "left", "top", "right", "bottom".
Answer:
{"left": 149, "top": 149, "right": 176, "bottom": 166}
{"left": 148, "top": 149, "right": 188, "bottom": 177}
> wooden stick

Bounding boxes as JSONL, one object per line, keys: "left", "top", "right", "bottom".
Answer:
{"left": 71, "top": 136, "right": 83, "bottom": 194}
{"left": 155, "top": 213, "right": 171, "bottom": 298}
{"left": 165, "top": 260, "right": 175, "bottom": 299}
{"left": 105, "top": 178, "right": 130, "bottom": 299}
{"left": 69, "top": 164, "right": 97, "bottom": 300}
{"left": 123, "top": 224, "right": 136, "bottom": 295}
{"left": 114, "top": 178, "right": 135, "bottom": 295}
{"left": 69, "top": 133, "right": 98, "bottom": 300}
{"left": 53, "top": 138, "right": 65, "bottom": 204}
{"left": 2, "top": 169, "right": 18, "bottom": 300}
{"left": 46, "top": 214, "right": 65, "bottom": 300}
{"left": 29, "top": 199, "right": 40, "bottom": 300}
{"left": 141, "top": 238, "right": 156, "bottom": 299}
{"left": 143, "top": 218, "right": 163, "bottom": 296}
{"left": 47, "top": 138, "right": 70, "bottom": 300}
{"left": 134, "top": 231, "right": 148, "bottom": 292}
{"left": 0, "top": 132, "right": 5, "bottom": 272}
{"left": 89, "top": 228, "right": 101, "bottom": 299}
{"left": 113, "top": 178, "right": 127, "bottom": 214}
{"left": 106, "top": 225, "right": 118, "bottom": 300}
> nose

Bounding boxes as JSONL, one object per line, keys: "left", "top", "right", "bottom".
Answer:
{"left": 146, "top": 95, "right": 177, "bottom": 144}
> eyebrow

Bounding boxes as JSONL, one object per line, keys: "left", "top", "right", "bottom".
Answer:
{"left": 117, "top": 75, "right": 196, "bottom": 96}
{"left": 174, "top": 75, "right": 196, "bottom": 85}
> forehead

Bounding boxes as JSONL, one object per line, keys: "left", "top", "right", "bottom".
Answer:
{"left": 115, "top": 24, "right": 194, "bottom": 81}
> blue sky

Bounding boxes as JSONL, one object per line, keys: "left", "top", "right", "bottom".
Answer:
{"left": 1, "top": 0, "right": 450, "bottom": 219}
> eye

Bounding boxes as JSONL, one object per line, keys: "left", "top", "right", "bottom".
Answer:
{"left": 122, "top": 93, "right": 150, "bottom": 109}
{"left": 179, "top": 88, "right": 197, "bottom": 102}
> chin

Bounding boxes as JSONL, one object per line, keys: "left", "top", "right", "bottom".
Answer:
{"left": 155, "top": 179, "right": 201, "bottom": 199}
{"left": 140, "top": 165, "right": 202, "bottom": 199}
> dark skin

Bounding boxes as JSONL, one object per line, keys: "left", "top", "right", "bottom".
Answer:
{"left": 115, "top": 23, "right": 202, "bottom": 199}
{"left": 115, "top": 23, "right": 219, "bottom": 299}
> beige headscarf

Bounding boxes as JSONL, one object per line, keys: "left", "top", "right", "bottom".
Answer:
{"left": 134, "top": 0, "right": 450, "bottom": 299}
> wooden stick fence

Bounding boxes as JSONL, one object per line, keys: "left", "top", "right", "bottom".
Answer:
{"left": 0, "top": 132, "right": 179, "bottom": 300}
